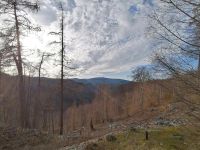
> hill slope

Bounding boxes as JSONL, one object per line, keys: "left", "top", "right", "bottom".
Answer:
{"left": 72, "top": 77, "right": 129, "bottom": 85}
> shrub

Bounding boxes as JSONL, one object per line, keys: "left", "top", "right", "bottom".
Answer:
{"left": 106, "top": 134, "right": 117, "bottom": 142}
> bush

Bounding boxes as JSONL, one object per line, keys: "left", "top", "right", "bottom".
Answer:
{"left": 85, "top": 143, "right": 105, "bottom": 150}
{"left": 129, "top": 127, "right": 137, "bottom": 132}
{"left": 106, "top": 134, "right": 117, "bottom": 142}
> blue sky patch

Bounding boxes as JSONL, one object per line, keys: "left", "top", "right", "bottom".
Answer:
{"left": 129, "top": 5, "right": 139, "bottom": 15}
{"left": 143, "top": 0, "right": 154, "bottom": 7}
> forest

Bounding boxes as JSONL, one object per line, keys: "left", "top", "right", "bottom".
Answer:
{"left": 0, "top": 0, "right": 200, "bottom": 150}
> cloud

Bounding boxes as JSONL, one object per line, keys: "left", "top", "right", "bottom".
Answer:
{"left": 27, "top": 0, "right": 154, "bottom": 78}
{"left": 143, "top": 0, "right": 154, "bottom": 6}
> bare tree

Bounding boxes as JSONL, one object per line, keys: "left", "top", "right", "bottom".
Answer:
{"left": 49, "top": 3, "right": 70, "bottom": 135}
{"left": 131, "top": 66, "right": 152, "bottom": 82}
{"left": 32, "top": 51, "right": 53, "bottom": 128}
{"left": 150, "top": 0, "right": 200, "bottom": 121}
{"left": 0, "top": 37, "right": 14, "bottom": 94}
{"left": 131, "top": 66, "right": 152, "bottom": 110}
{"left": 0, "top": 0, "right": 40, "bottom": 128}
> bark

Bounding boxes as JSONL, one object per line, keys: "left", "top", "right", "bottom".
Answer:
{"left": 90, "top": 119, "right": 94, "bottom": 131}
{"left": 14, "top": 1, "right": 27, "bottom": 128}
{"left": 0, "top": 57, "right": 2, "bottom": 96}
{"left": 140, "top": 84, "right": 144, "bottom": 110}
{"left": 60, "top": 6, "right": 64, "bottom": 135}
{"left": 198, "top": 53, "right": 200, "bottom": 71}
{"left": 145, "top": 131, "right": 149, "bottom": 140}
{"left": 51, "top": 111, "right": 54, "bottom": 134}
{"left": 43, "top": 110, "right": 47, "bottom": 130}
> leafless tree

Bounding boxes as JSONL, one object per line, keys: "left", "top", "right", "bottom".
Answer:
{"left": 32, "top": 51, "right": 53, "bottom": 128}
{"left": 131, "top": 66, "right": 152, "bottom": 82}
{"left": 150, "top": 0, "right": 200, "bottom": 120}
{"left": 131, "top": 66, "right": 152, "bottom": 110}
{"left": 0, "top": 0, "right": 40, "bottom": 128}
{"left": 49, "top": 3, "right": 76, "bottom": 135}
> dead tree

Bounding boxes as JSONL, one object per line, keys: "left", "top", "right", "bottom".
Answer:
{"left": 145, "top": 130, "right": 149, "bottom": 140}
{"left": 131, "top": 66, "right": 152, "bottom": 110}
{"left": 150, "top": 0, "right": 200, "bottom": 121}
{"left": 42, "top": 106, "right": 55, "bottom": 133}
{"left": 0, "top": 0, "right": 40, "bottom": 128}
{"left": 32, "top": 51, "right": 53, "bottom": 128}
{"left": 49, "top": 3, "right": 66, "bottom": 135}
{"left": 49, "top": 1, "right": 78, "bottom": 134}
{"left": 90, "top": 118, "right": 94, "bottom": 131}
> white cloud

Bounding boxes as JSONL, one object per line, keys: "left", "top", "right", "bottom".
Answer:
{"left": 25, "top": 0, "right": 154, "bottom": 78}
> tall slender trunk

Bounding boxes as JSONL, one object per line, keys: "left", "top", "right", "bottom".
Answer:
{"left": 33, "top": 56, "right": 43, "bottom": 128}
{"left": 60, "top": 7, "right": 64, "bottom": 135}
{"left": 25, "top": 73, "right": 31, "bottom": 128}
{"left": 14, "top": 1, "right": 26, "bottom": 128}
{"left": 51, "top": 111, "right": 54, "bottom": 134}
{"left": 198, "top": 53, "right": 200, "bottom": 71}
{"left": 140, "top": 83, "right": 144, "bottom": 111}
{"left": 198, "top": 53, "right": 200, "bottom": 87}
{"left": 0, "top": 57, "right": 2, "bottom": 96}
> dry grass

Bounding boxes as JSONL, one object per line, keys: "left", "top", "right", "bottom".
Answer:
{"left": 85, "top": 126, "right": 200, "bottom": 150}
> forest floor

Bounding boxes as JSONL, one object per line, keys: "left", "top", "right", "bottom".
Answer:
{"left": 1, "top": 124, "right": 199, "bottom": 150}
{"left": 62, "top": 102, "right": 200, "bottom": 150}
{"left": 0, "top": 102, "right": 199, "bottom": 150}
{"left": 0, "top": 127, "right": 60, "bottom": 150}
{"left": 83, "top": 126, "right": 200, "bottom": 150}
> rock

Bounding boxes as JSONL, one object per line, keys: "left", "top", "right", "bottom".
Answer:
{"left": 154, "top": 117, "right": 185, "bottom": 126}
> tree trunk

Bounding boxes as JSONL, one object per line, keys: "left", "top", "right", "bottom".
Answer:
{"left": 145, "top": 130, "right": 149, "bottom": 140}
{"left": 51, "top": 111, "right": 54, "bottom": 134}
{"left": 0, "top": 57, "right": 2, "bottom": 96}
{"left": 14, "top": 1, "right": 27, "bottom": 128}
{"left": 33, "top": 58, "right": 43, "bottom": 128}
{"left": 140, "top": 84, "right": 144, "bottom": 111}
{"left": 60, "top": 7, "right": 64, "bottom": 135}
{"left": 198, "top": 53, "right": 200, "bottom": 71}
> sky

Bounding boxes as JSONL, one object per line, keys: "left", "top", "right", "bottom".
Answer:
{"left": 23, "top": 0, "right": 155, "bottom": 80}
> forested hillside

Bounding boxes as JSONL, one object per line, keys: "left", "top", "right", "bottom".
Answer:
{"left": 0, "top": 73, "right": 174, "bottom": 132}
{"left": 0, "top": 0, "right": 200, "bottom": 149}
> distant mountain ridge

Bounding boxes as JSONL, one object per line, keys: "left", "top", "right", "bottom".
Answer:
{"left": 0, "top": 74, "right": 130, "bottom": 111}
{"left": 72, "top": 77, "right": 130, "bottom": 85}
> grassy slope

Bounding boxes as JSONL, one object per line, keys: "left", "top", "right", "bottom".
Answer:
{"left": 86, "top": 126, "right": 200, "bottom": 150}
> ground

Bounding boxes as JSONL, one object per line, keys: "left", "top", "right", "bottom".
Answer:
{"left": 85, "top": 126, "right": 200, "bottom": 150}
{"left": 0, "top": 104, "right": 199, "bottom": 150}
{"left": 0, "top": 124, "right": 200, "bottom": 150}
{"left": 0, "top": 127, "right": 63, "bottom": 150}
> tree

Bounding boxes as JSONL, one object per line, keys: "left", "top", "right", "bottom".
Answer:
{"left": 131, "top": 66, "right": 152, "bottom": 110}
{"left": 150, "top": 0, "right": 200, "bottom": 120}
{"left": 131, "top": 66, "right": 152, "bottom": 82}
{"left": 0, "top": 0, "right": 40, "bottom": 128}
{"left": 192, "top": 4, "right": 200, "bottom": 70}
{"left": 49, "top": 3, "right": 67, "bottom": 135}
{"left": 151, "top": 0, "right": 200, "bottom": 87}
{"left": 33, "top": 51, "right": 53, "bottom": 128}
{"left": 0, "top": 34, "right": 14, "bottom": 94}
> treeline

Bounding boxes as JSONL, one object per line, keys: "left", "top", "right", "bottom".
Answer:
{"left": 0, "top": 73, "right": 174, "bottom": 133}
{"left": 65, "top": 80, "right": 174, "bottom": 131}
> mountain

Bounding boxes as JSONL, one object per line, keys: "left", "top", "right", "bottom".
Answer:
{"left": 0, "top": 75, "right": 129, "bottom": 111}
{"left": 72, "top": 77, "right": 130, "bottom": 86}
{"left": 0, "top": 74, "right": 96, "bottom": 110}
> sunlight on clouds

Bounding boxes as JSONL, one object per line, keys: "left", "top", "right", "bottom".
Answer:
{"left": 25, "top": 0, "right": 154, "bottom": 78}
